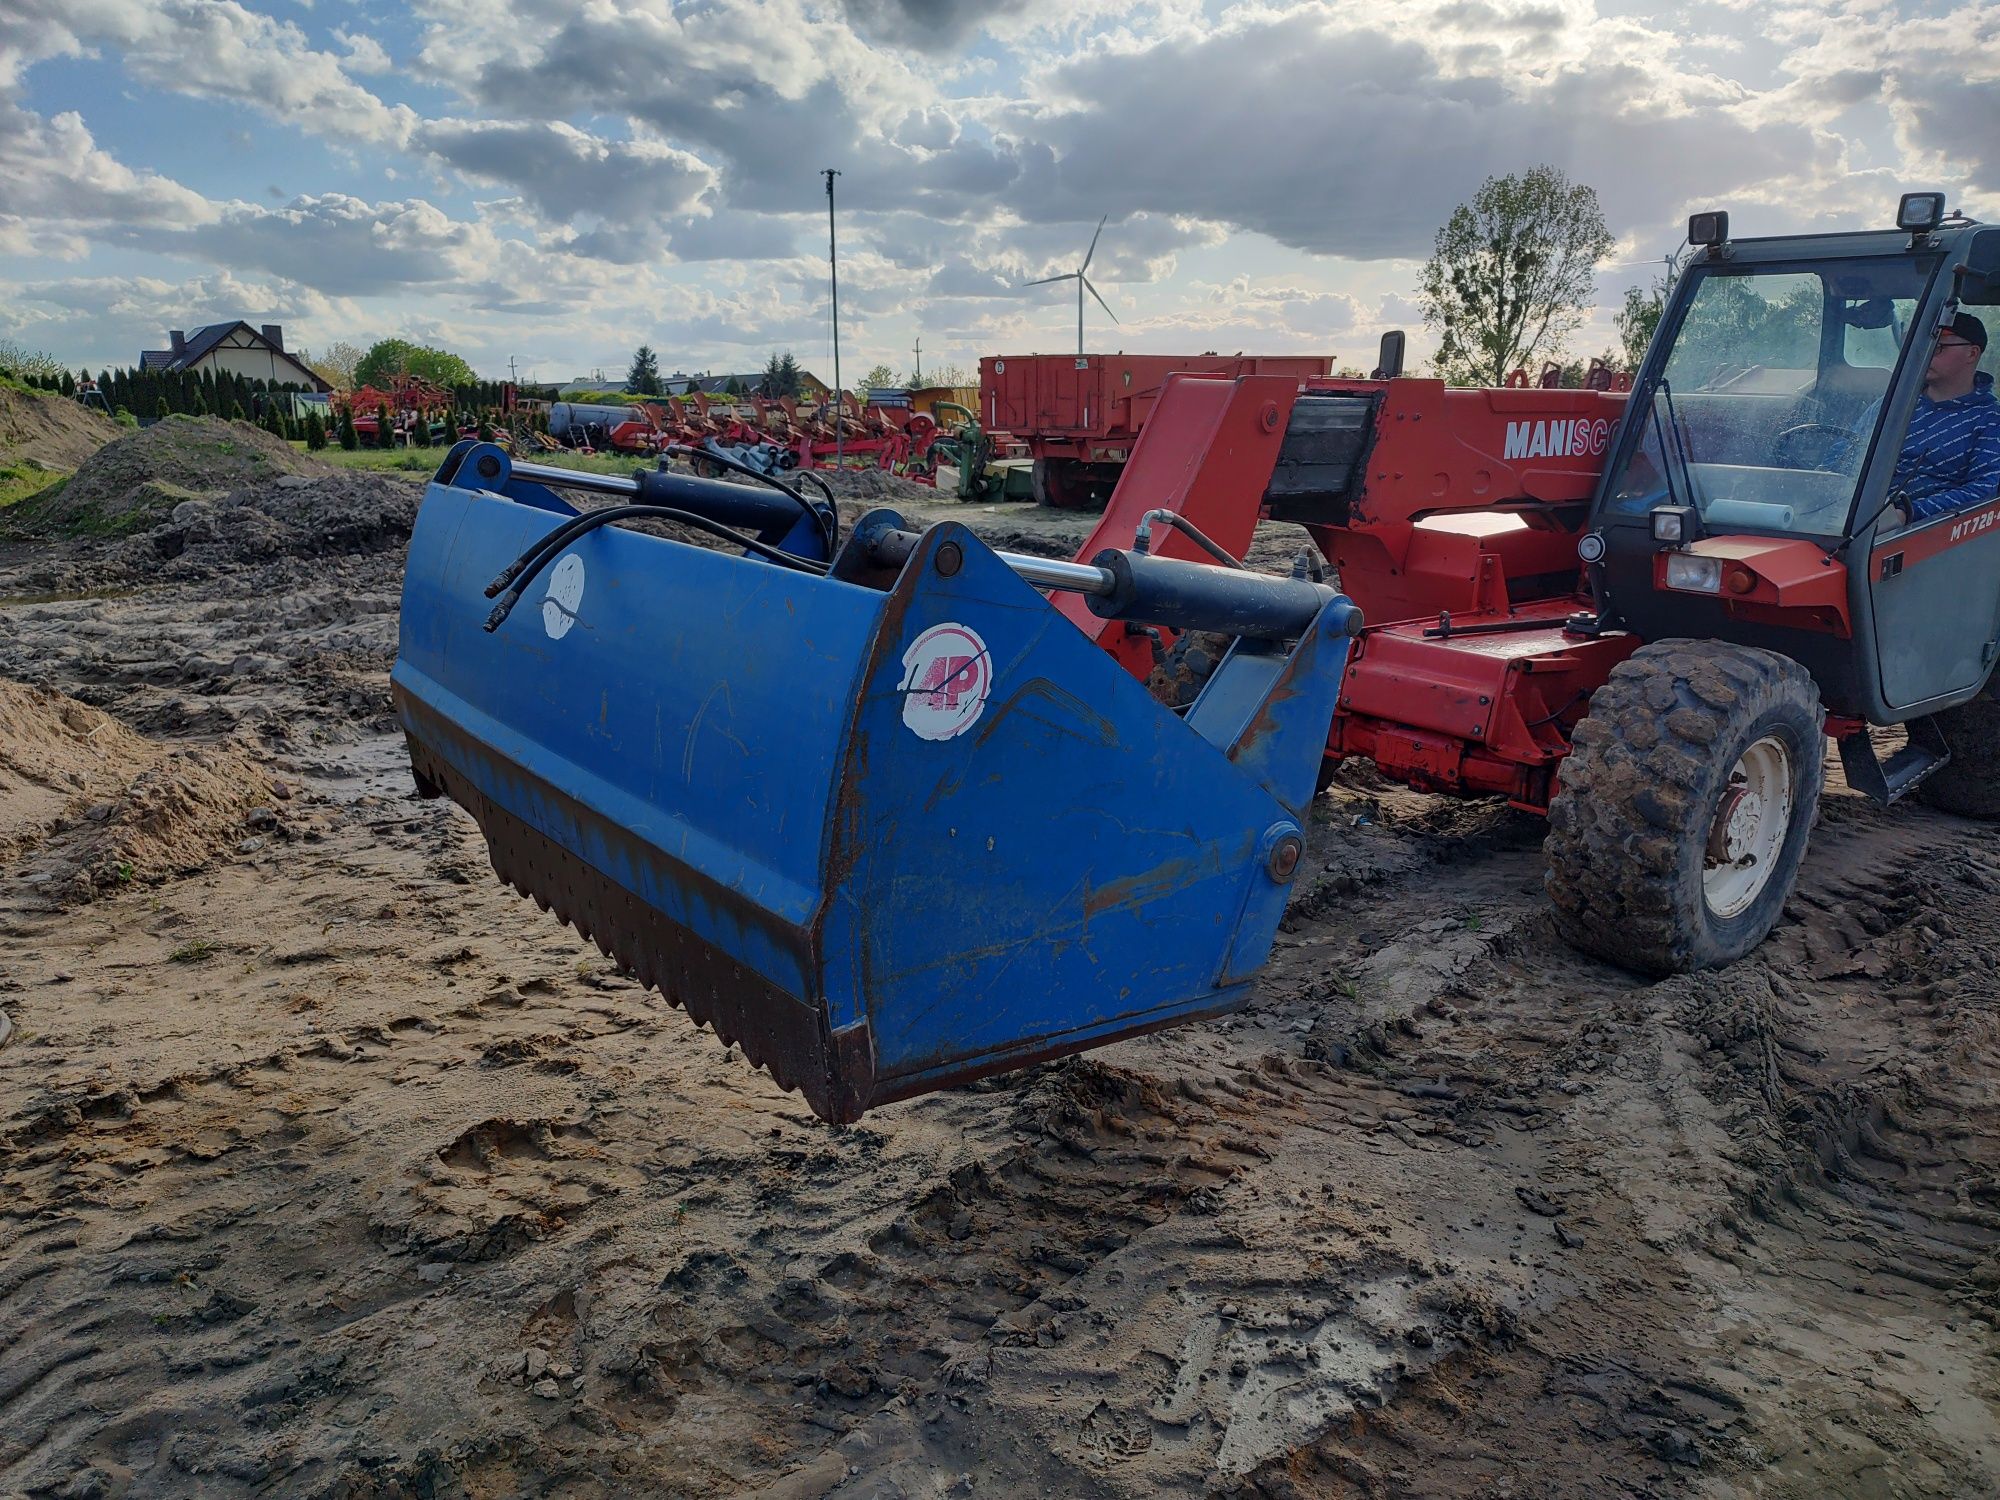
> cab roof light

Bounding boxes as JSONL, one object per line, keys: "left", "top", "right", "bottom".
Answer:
{"left": 1898, "top": 192, "right": 1946, "bottom": 234}
{"left": 1687, "top": 211, "right": 1729, "bottom": 247}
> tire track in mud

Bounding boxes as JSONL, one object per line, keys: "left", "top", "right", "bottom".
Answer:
{"left": 746, "top": 781, "right": 2000, "bottom": 1498}
{"left": 1202, "top": 787, "right": 2000, "bottom": 1497}
{"left": 0, "top": 783, "right": 1321, "bottom": 1497}
{"left": 6, "top": 509, "right": 2000, "bottom": 1496}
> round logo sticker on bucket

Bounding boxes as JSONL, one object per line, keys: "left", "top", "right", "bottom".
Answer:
{"left": 543, "top": 553, "right": 585, "bottom": 640}
{"left": 898, "top": 622, "right": 992, "bottom": 741}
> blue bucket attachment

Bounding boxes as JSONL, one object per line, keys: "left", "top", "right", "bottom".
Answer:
{"left": 394, "top": 449, "right": 1359, "bottom": 1121}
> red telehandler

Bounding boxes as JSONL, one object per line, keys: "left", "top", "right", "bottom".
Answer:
{"left": 1061, "top": 197, "right": 2000, "bottom": 975}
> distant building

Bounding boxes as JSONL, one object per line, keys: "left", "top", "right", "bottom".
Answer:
{"left": 556, "top": 378, "right": 632, "bottom": 399}
{"left": 138, "top": 322, "right": 331, "bottom": 392}
{"left": 661, "top": 370, "right": 833, "bottom": 399}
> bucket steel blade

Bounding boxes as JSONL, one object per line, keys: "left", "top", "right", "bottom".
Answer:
{"left": 394, "top": 472, "right": 1358, "bottom": 1122}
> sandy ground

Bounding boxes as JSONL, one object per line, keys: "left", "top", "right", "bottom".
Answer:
{"left": 1, "top": 463, "right": 1997, "bottom": 1499}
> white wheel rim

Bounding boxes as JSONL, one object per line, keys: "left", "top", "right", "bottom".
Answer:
{"left": 1703, "top": 734, "right": 1793, "bottom": 919}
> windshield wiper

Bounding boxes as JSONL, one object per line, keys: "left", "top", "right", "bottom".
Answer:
{"left": 1648, "top": 378, "right": 1698, "bottom": 515}
{"left": 1659, "top": 378, "right": 1698, "bottom": 495}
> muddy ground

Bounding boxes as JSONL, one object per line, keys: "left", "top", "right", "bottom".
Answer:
{"left": 0, "top": 454, "right": 1996, "bottom": 1499}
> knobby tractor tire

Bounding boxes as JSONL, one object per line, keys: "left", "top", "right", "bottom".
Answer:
{"left": 1030, "top": 459, "right": 1120, "bottom": 510}
{"left": 1544, "top": 640, "right": 1825, "bottom": 977}
{"left": 1912, "top": 675, "right": 2000, "bottom": 820}
{"left": 1030, "top": 457, "right": 1096, "bottom": 509}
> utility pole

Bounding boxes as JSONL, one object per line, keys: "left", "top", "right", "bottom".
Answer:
{"left": 824, "top": 167, "right": 842, "bottom": 469}
{"left": 913, "top": 336, "right": 922, "bottom": 386}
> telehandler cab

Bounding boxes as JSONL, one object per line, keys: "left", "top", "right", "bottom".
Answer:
{"left": 392, "top": 195, "right": 2000, "bottom": 1120}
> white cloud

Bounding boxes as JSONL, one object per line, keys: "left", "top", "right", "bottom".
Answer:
{"left": 5, "top": 0, "right": 1996, "bottom": 380}
{"left": 4, "top": 0, "right": 414, "bottom": 146}
{"left": 334, "top": 25, "right": 394, "bottom": 75}
{"left": 417, "top": 119, "right": 718, "bottom": 228}
{"left": 0, "top": 103, "right": 218, "bottom": 251}
{"left": 0, "top": 268, "right": 363, "bottom": 364}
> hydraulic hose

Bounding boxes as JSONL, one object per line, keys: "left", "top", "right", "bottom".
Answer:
{"left": 662, "top": 444, "right": 838, "bottom": 554}
{"left": 485, "top": 505, "right": 829, "bottom": 633}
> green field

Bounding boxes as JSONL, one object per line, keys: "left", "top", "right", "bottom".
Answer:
{"left": 302, "top": 445, "right": 643, "bottom": 480}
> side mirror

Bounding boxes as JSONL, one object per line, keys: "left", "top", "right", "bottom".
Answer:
{"left": 1373, "top": 330, "right": 1406, "bottom": 380}
{"left": 1954, "top": 231, "right": 2000, "bottom": 307}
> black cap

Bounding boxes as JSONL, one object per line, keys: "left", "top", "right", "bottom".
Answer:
{"left": 1949, "top": 312, "right": 1988, "bottom": 349}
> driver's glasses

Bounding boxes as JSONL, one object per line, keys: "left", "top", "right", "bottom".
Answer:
{"left": 1934, "top": 338, "right": 1977, "bottom": 353}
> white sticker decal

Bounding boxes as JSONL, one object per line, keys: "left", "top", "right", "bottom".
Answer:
{"left": 542, "top": 553, "right": 585, "bottom": 640}
{"left": 898, "top": 623, "right": 992, "bottom": 741}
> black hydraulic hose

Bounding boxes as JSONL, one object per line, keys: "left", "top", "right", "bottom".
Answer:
{"left": 484, "top": 505, "right": 829, "bottom": 633}
{"left": 1136, "top": 509, "right": 1246, "bottom": 569}
{"left": 485, "top": 504, "right": 660, "bottom": 598}
{"left": 664, "top": 444, "right": 838, "bottom": 554}
{"left": 792, "top": 468, "right": 837, "bottom": 513}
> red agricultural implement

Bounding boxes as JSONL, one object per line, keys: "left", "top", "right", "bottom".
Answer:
{"left": 536, "top": 389, "right": 950, "bottom": 480}
{"left": 342, "top": 376, "right": 455, "bottom": 444}
{"left": 979, "top": 352, "right": 1336, "bottom": 507}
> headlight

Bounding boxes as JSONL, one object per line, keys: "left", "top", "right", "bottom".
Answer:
{"left": 1651, "top": 505, "right": 1693, "bottom": 544}
{"left": 1687, "top": 211, "right": 1730, "bottom": 246}
{"left": 1664, "top": 553, "right": 1722, "bottom": 593}
{"left": 1897, "top": 192, "right": 1945, "bottom": 232}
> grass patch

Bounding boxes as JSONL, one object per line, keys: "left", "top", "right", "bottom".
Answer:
{"left": 0, "top": 460, "right": 68, "bottom": 509}
{"left": 0, "top": 476, "right": 201, "bottom": 540}
{"left": 306, "top": 445, "right": 645, "bottom": 479}
{"left": 168, "top": 939, "right": 216, "bottom": 964}
{"left": 306, "top": 447, "right": 449, "bottom": 473}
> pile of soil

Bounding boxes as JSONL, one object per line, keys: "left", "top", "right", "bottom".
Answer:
{"left": 0, "top": 385, "right": 118, "bottom": 470}
{"left": 7, "top": 416, "right": 327, "bottom": 536}
{"left": 0, "top": 677, "right": 272, "bottom": 903}
{"left": 138, "top": 470, "right": 422, "bottom": 576}
{"left": 1, "top": 469, "right": 422, "bottom": 599}
{"left": 809, "top": 466, "right": 942, "bottom": 503}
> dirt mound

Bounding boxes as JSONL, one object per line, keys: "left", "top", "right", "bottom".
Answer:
{"left": 809, "top": 466, "right": 941, "bottom": 503}
{"left": 0, "top": 677, "right": 272, "bottom": 903}
{"left": 8, "top": 416, "right": 328, "bottom": 537}
{"left": 0, "top": 680, "right": 155, "bottom": 864}
{"left": 0, "top": 385, "right": 118, "bottom": 470}
{"left": 136, "top": 470, "right": 422, "bottom": 576}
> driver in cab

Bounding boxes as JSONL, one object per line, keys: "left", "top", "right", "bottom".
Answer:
{"left": 1877, "top": 313, "right": 2000, "bottom": 526}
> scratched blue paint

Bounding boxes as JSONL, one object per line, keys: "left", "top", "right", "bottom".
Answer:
{"left": 395, "top": 460, "right": 1358, "bottom": 1113}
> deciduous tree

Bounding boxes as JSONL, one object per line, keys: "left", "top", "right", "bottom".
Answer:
{"left": 1420, "top": 166, "right": 1614, "bottom": 387}
{"left": 354, "top": 338, "right": 477, "bottom": 389}
{"left": 1615, "top": 254, "right": 1687, "bottom": 372}
{"left": 303, "top": 340, "right": 365, "bottom": 391}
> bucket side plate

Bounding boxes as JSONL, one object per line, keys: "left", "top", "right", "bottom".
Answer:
{"left": 394, "top": 483, "right": 883, "bottom": 1115}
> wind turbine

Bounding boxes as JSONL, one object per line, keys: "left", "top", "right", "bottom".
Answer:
{"left": 1023, "top": 216, "right": 1118, "bottom": 355}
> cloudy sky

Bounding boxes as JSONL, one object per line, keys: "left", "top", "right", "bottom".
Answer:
{"left": 0, "top": 0, "right": 1990, "bottom": 385}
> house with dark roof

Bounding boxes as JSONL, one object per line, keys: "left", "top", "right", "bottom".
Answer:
{"left": 138, "top": 322, "right": 332, "bottom": 392}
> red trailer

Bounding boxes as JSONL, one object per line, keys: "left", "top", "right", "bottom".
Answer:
{"left": 978, "top": 352, "right": 1334, "bottom": 506}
